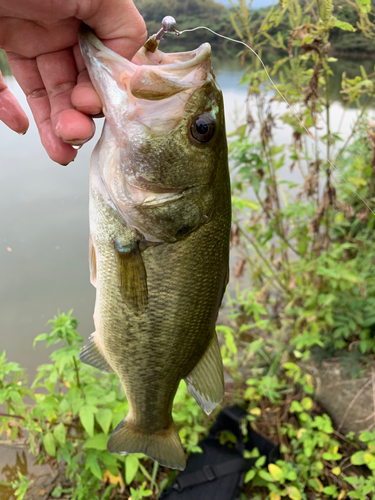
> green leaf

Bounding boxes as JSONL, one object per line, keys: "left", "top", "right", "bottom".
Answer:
{"left": 322, "top": 452, "right": 342, "bottom": 461}
{"left": 258, "top": 470, "right": 275, "bottom": 482}
{"left": 244, "top": 469, "right": 256, "bottom": 483}
{"left": 255, "top": 455, "right": 266, "bottom": 467}
{"left": 351, "top": 451, "right": 366, "bottom": 465}
{"left": 53, "top": 422, "right": 66, "bottom": 446}
{"left": 125, "top": 455, "right": 139, "bottom": 485}
{"left": 308, "top": 477, "right": 324, "bottom": 492}
{"left": 290, "top": 401, "right": 303, "bottom": 413}
{"left": 232, "top": 196, "right": 259, "bottom": 211}
{"left": 356, "top": 0, "right": 371, "bottom": 13}
{"left": 287, "top": 486, "right": 302, "bottom": 500}
{"left": 323, "top": 485, "right": 337, "bottom": 495}
{"left": 83, "top": 433, "right": 109, "bottom": 451}
{"left": 359, "top": 431, "right": 375, "bottom": 443}
{"left": 96, "top": 408, "right": 113, "bottom": 435}
{"left": 86, "top": 451, "right": 102, "bottom": 480}
{"left": 268, "top": 463, "right": 283, "bottom": 481}
{"left": 51, "top": 486, "right": 63, "bottom": 498}
{"left": 79, "top": 405, "right": 95, "bottom": 437}
{"left": 9, "top": 391, "right": 22, "bottom": 404}
{"left": 43, "top": 433, "right": 56, "bottom": 456}
{"left": 33, "top": 333, "right": 49, "bottom": 348}
{"left": 334, "top": 19, "right": 356, "bottom": 31}
{"left": 345, "top": 476, "right": 359, "bottom": 485}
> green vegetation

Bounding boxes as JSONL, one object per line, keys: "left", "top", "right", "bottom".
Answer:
{"left": 0, "top": 0, "right": 374, "bottom": 72}
{"left": 134, "top": 0, "right": 375, "bottom": 55}
{"left": 0, "top": 50, "right": 11, "bottom": 75}
{"left": 3, "top": 0, "right": 375, "bottom": 499}
{"left": 134, "top": 0, "right": 236, "bottom": 52}
{"left": 0, "top": 309, "right": 374, "bottom": 500}
{"left": 0, "top": 312, "right": 205, "bottom": 500}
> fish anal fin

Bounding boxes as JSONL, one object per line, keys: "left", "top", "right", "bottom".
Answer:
{"left": 115, "top": 242, "right": 148, "bottom": 314}
{"left": 79, "top": 332, "right": 114, "bottom": 373}
{"left": 89, "top": 235, "right": 97, "bottom": 287}
{"left": 184, "top": 333, "right": 224, "bottom": 415}
{"left": 107, "top": 418, "right": 186, "bottom": 470}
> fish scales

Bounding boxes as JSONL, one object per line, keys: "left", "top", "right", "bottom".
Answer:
{"left": 91, "top": 139, "right": 230, "bottom": 430}
{"left": 79, "top": 25, "right": 231, "bottom": 470}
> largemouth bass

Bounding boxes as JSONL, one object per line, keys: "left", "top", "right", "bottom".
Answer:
{"left": 78, "top": 25, "right": 231, "bottom": 471}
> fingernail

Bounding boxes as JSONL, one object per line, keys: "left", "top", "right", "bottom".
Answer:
{"left": 76, "top": 106, "right": 102, "bottom": 115}
{"left": 60, "top": 159, "right": 75, "bottom": 166}
{"left": 17, "top": 129, "right": 28, "bottom": 136}
{"left": 64, "top": 139, "right": 86, "bottom": 146}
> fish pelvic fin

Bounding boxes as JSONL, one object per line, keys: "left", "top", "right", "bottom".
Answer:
{"left": 115, "top": 242, "right": 148, "bottom": 314}
{"left": 79, "top": 332, "right": 114, "bottom": 373}
{"left": 184, "top": 332, "right": 224, "bottom": 415}
{"left": 107, "top": 419, "right": 186, "bottom": 471}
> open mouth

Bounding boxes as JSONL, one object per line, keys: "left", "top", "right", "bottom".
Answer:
{"left": 78, "top": 24, "right": 212, "bottom": 101}
{"left": 79, "top": 23, "right": 211, "bottom": 71}
{"left": 78, "top": 24, "right": 213, "bottom": 130}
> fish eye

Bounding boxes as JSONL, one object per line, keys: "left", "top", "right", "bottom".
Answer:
{"left": 190, "top": 114, "right": 215, "bottom": 143}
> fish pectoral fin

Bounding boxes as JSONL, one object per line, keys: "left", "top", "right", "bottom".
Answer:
{"left": 79, "top": 332, "right": 114, "bottom": 373}
{"left": 89, "top": 235, "right": 97, "bottom": 287}
{"left": 115, "top": 242, "right": 148, "bottom": 314}
{"left": 108, "top": 419, "right": 186, "bottom": 470}
{"left": 184, "top": 332, "right": 224, "bottom": 415}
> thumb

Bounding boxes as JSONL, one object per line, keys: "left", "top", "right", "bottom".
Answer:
{"left": 77, "top": 0, "right": 147, "bottom": 60}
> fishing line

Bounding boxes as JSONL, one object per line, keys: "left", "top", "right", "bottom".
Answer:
{"left": 174, "top": 25, "right": 375, "bottom": 216}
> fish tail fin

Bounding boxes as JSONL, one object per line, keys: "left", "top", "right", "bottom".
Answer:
{"left": 107, "top": 418, "right": 186, "bottom": 470}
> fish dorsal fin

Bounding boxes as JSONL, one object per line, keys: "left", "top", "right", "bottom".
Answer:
{"left": 184, "top": 333, "right": 224, "bottom": 415}
{"left": 115, "top": 242, "right": 148, "bottom": 314}
{"left": 89, "top": 235, "right": 97, "bottom": 287}
{"left": 79, "top": 333, "right": 114, "bottom": 373}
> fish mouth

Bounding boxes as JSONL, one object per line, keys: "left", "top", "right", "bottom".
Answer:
{"left": 78, "top": 24, "right": 212, "bottom": 107}
{"left": 79, "top": 23, "right": 211, "bottom": 71}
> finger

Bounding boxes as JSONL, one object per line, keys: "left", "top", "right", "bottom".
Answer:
{"left": 71, "top": 0, "right": 147, "bottom": 117}
{"left": 71, "top": 64, "right": 102, "bottom": 115}
{"left": 7, "top": 52, "right": 77, "bottom": 165}
{"left": 76, "top": 0, "right": 147, "bottom": 60}
{"left": 0, "top": 69, "right": 29, "bottom": 133}
{"left": 0, "top": 17, "right": 81, "bottom": 58}
{"left": 36, "top": 48, "right": 95, "bottom": 145}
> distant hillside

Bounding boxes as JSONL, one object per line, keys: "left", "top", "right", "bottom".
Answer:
{"left": 215, "top": 0, "right": 277, "bottom": 8}
{"left": 134, "top": 0, "right": 236, "bottom": 52}
{"left": 135, "top": 0, "right": 375, "bottom": 56}
{"left": 329, "top": 0, "right": 375, "bottom": 54}
{"left": 135, "top": 0, "right": 226, "bottom": 19}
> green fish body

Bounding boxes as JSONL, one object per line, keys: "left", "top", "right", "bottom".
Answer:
{"left": 78, "top": 26, "right": 231, "bottom": 470}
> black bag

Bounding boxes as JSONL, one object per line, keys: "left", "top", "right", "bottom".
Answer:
{"left": 159, "top": 406, "right": 280, "bottom": 500}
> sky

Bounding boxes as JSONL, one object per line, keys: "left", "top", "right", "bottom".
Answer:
{"left": 215, "top": 0, "right": 277, "bottom": 8}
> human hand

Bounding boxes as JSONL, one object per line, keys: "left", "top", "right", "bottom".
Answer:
{"left": 0, "top": 0, "right": 147, "bottom": 164}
